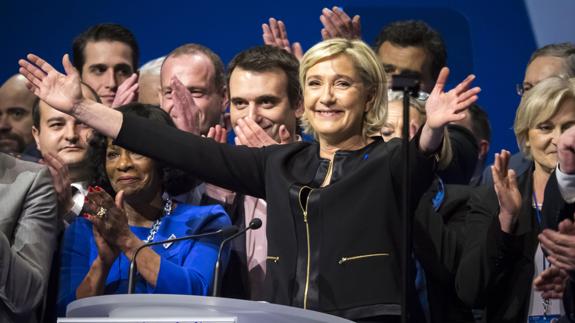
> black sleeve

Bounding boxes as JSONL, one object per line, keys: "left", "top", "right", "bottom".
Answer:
{"left": 438, "top": 124, "right": 479, "bottom": 185}
{"left": 114, "top": 114, "right": 269, "bottom": 199}
{"left": 455, "top": 186, "right": 523, "bottom": 307}
{"left": 388, "top": 129, "right": 438, "bottom": 216}
{"left": 413, "top": 184, "right": 470, "bottom": 282}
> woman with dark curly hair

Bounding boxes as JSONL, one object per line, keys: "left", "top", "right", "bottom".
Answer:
{"left": 57, "top": 103, "right": 231, "bottom": 315}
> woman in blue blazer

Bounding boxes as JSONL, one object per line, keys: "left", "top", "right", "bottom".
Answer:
{"left": 57, "top": 103, "right": 231, "bottom": 315}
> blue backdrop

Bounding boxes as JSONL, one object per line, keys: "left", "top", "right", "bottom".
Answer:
{"left": 2, "top": 0, "right": 569, "bottom": 163}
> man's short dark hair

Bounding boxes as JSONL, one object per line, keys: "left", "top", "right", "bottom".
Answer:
{"left": 72, "top": 23, "right": 140, "bottom": 74}
{"left": 33, "top": 83, "right": 100, "bottom": 130}
{"left": 226, "top": 45, "right": 302, "bottom": 108}
{"left": 529, "top": 42, "right": 575, "bottom": 77}
{"left": 467, "top": 104, "right": 491, "bottom": 143}
{"left": 163, "top": 44, "right": 225, "bottom": 92}
{"left": 375, "top": 20, "right": 447, "bottom": 81}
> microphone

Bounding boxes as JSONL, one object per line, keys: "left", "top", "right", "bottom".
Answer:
{"left": 211, "top": 218, "right": 262, "bottom": 297}
{"left": 127, "top": 225, "right": 238, "bottom": 294}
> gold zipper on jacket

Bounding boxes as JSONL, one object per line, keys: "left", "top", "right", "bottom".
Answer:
{"left": 338, "top": 253, "right": 389, "bottom": 265}
{"left": 297, "top": 158, "right": 333, "bottom": 309}
{"left": 266, "top": 256, "right": 280, "bottom": 263}
{"left": 298, "top": 185, "right": 312, "bottom": 309}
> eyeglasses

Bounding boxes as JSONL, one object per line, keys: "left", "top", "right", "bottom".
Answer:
{"left": 387, "top": 90, "right": 429, "bottom": 102}
{"left": 516, "top": 83, "right": 525, "bottom": 96}
{"left": 414, "top": 91, "right": 429, "bottom": 101}
{"left": 516, "top": 83, "right": 533, "bottom": 96}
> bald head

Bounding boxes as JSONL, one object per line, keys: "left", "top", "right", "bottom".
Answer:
{"left": 138, "top": 56, "right": 165, "bottom": 105}
{"left": 0, "top": 74, "right": 36, "bottom": 153}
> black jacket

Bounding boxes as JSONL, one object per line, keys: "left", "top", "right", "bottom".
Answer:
{"left": 414, "top": 180, "right": 475, "bottom": 323}
{"left": 115, "top": 114, "right": 437, "bottom": 321}
{"left": 456, "top": 165, "right": 540, "bottom": 322}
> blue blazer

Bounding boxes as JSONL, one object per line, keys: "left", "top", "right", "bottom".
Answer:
{"left": 57, "top": 203, "right": 230, "bottom": 316}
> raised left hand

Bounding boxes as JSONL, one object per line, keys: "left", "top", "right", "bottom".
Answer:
{"left": 425, "top": 67, "right": 481, "bottom": 130}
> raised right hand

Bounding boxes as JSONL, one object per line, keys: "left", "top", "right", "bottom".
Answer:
{"left": 320, "top": 7, "right": 361, "bottom": 40}
{"left": 492, "top": 150, "right": 522, "bottom": 233}
{"left": 206, "top": 124, "right": 228, "bottom": 144}
{"left": 18, "top": 54, "right": 83, "bottom": 114}
{"left": 170, "top": 76, "right": 201, "bottom": 135}
{"left": 262, "top": 18, "right": 304, "bottom": 61}
{"left": 111, "top": 73, "right": 139, "bottom": 108}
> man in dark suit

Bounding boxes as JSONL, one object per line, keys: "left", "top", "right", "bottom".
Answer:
{"left": 0, "top": 152, "right": 58, "bottom": 322}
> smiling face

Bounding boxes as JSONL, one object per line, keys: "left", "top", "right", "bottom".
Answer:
{"left": 80, "top": 41, "right": 135, "bottom": 106}
{"left": 527, "top": 98, "right": 575, "bottom": 174}
{"left": 303, "top": 54, "right": 372, "bottom": 146}
{"left": 105, "top": 138, "right": 161, "bottom": 201}
{"left": 229, "top": 67, "right": 300, "bottom": 141}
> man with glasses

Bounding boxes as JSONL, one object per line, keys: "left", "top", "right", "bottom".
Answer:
{"left": 482, "top": 42, "right": 575, "bottom": 185}
{"left": 516, "top": 43, "right": 575, "bottom": 96}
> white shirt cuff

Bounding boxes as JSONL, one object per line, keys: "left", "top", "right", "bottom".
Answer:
{"left": 70, "top": 192, "right": 85, "bottom": 216}
{"left": 556, "top": 165, "right": 575, "bottom": 203}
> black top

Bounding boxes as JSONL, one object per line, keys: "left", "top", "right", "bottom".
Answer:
{"left": 456, "top": 164, "right": 541, "bottom": 322}
{"left": 414, "top": 180, "right": 475, "bottom": 323}
{"left": 115, "top": 114, "right": 438, "bottom": 321}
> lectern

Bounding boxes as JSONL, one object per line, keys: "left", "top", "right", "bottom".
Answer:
{"left": 57, "top": 294, "right": 353, "bottom": 323}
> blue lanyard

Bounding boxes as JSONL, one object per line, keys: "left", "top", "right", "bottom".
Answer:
{"left": 432, "top": 177, "right": 445, "bottom": 211}
{"left": 532, "top": 192, "right": 542, "bottom": 226}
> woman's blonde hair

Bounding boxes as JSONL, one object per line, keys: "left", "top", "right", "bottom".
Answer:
{"left": 387, "top": 90, "right": 427, "bottom": 125}
{"left": 514, "top": 76, "right": 575, "bottom": 159}
{"left": 299, "top": 38, "right": 388, "bottom": 139}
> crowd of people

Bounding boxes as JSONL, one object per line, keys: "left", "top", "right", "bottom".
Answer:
{"left": 1, "top": 6, "right": 575, "bottom": 323}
